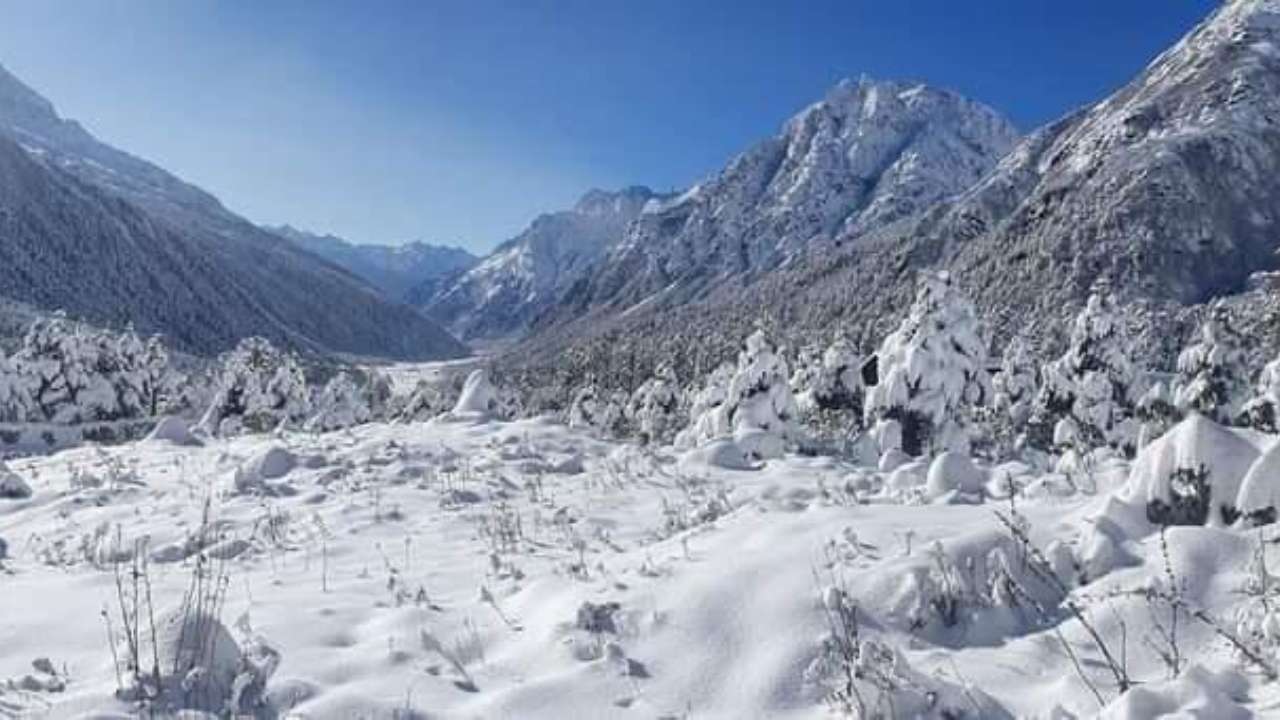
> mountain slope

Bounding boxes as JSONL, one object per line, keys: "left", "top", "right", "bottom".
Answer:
{"left": 271, "top": 225, "right": 477, "bottom": 302}
{"left": 0, "top": 63, "right": 467, "bottom": 360}
{"left": 509, "top": 1, "right": 1280, "bottom": 391}
{"left": 420, "top": 186, "right": 669, "bottom": 340}
{"left": 550, "top": 78, "right": 1019, "bottom": 317}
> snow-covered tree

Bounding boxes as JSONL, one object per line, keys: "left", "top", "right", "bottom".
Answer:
{"left": 362, "top": 369, "right": 395, "bottom": 421}
{"left": 397, "top": 379, "right": 447, "bottom": 422}
{"left": 114, "top": 327, "right": 183, "bottom": 417}
{"left": 1245, "top": 355, "right": 1280, "bottom": 433}
{"left": 1172, "top": 304, "right": 1250, "bottom": 425}
{"left": 0, "top": 351, "right": 31, "bottom": 423}
{"left": 680, "top": 361, "right": 734, "bottom": 439}
{"left": 863, "top": 272, "right": 990, "bottom": 457}
{"left": 992, "top": 336, "right": 1037, "bottom": 427}
{"left": 199, "top": 337, "right": 310, "bottom": 436}
{"left": 676, "top": 329, "right": 802, "bottom": 458}
{"left": 568, "top": 381, "right": 626, "bottom": 437}
{"left": 12, "top": 314, "right": 96, "bottom": 423}
{"left": 305, "top": 371, "right": 371, "bottom": 432}
{"left": 795, "top": 337, "right": 863, "bottom": 416}
{"left": 0, "top": 317, "right": 182, "bottom": 425}
{"left": 627, "top": 362, "right": 682, "bottom": 444}
{"left": 1033, "top": 291, "right": 1140, "bottom": 455}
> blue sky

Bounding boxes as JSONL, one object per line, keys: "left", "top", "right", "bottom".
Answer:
{"left": 0, "top": 0, "right": 1217, "bottom": 253}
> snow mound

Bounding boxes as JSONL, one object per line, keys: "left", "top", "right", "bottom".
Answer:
{"left": 135, "top": 607, "right": 279, "bottom": 714}
{"left": 678, "top": 438, "right": 761, "bottom": 471}
{"left": 145, "top": 416, "right": 201, "bottom": 446}
{"left": 734, "top": 427, "right": 784, "bottom": 461}
{"left": 234, "top": 445, "right": 298, "bottom": 494}
{"left": 1234, "top": 440, "right": 1280, "bottom": 522}
{"left": 441, "top": 369, "right": 509, "bottom": 422}
{"left": 1121, "top": 414, "right": 1264, "bottom": 527}
{"left": 0, "top": 462, "right": 31, "bottom": 499}
{"left": 1099, "top": 664, "right": 1250, "bottom": 720}
{"left": 925, "top": 451, "right": 986, "bottom": 500}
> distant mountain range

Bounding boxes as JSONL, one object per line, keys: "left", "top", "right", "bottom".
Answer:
{"left": 416, "top": 186, "right": 670, "bottom": 340}
{"left": 0, "top": 63, "right": 467, "bottom": 360}
{"left": 270, "top": 225, "right": 476, "bottom": 303}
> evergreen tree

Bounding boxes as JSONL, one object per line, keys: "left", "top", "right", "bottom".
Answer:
{"left": 863, "top": 272, "right": 990, "bottom": 456}
{"left": 676, "top": 329, "right": 802, "bottom": 458}
{"left": 1244, "top": 354, "right": 1280, "bottom": 433}
{"left": 1034, "top": 290, "right": 1140, "bottom": 454}
{"left": 1135, "top": 381, "right": 1180, "bottom": 449}
{"left": 1172, "top": 303, "right": 1250, "bottom": 424}
{"left": 0, "top": 351, "right": 31, "bottom": 423}
{"left": 627, "top": 362, "right": 682, "bottom": 445}
{"left": 306, "top": 371, "right": 371, "bottom": 432}
{"left": 992, "top": 336, "right": 1037, "bottom": 427}
{"left": 199, "top": 337, "right": 310, "bottom": 435}
{"left": 568, "top": 381, "right": 626, "bottom": 437}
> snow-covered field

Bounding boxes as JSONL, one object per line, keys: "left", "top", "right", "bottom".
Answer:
{"left": 4, "top": 366, "right": 1280, "bottom": 719}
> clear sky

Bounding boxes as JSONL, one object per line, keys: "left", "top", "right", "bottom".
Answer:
{"left": 0, "top": 0, "right": 1218, "bottom": 253}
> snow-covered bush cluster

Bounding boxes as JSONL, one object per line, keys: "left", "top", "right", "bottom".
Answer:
{"left": 0, "top": 314, "right": 184, "bottom": 425}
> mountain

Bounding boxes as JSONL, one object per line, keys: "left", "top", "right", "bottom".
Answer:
{"left": 270, "top": 225, "right": 477, "bottom": 302}
{"left": 548, "top": 78, "right": 1020, "bottom": 317}
{"left": 511, "top": 0, "right": 1280, "bottom": 388}
{"left": 419, "top": 186, "right": 670, "bottom": 340}
{"left": 0, "top": 63, "right": 467, "bottom": 360}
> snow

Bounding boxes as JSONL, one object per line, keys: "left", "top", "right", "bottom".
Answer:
{"left": 4, "top": 361, "right": 1280, "bottom": 718}
{"left": 144, "top": 416, "right": 199, "bottom": 446}
{"left": 1121, "top": 414, "right": 1269, "bottom": 527}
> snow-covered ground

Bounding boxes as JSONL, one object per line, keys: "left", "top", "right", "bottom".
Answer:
{"left": 4, "top": 376, "right": 1280, "bottom": 718}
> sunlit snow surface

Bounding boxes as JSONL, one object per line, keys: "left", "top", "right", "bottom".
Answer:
{"left": 2, "top": 376, "right": 1279, "bottom": 717}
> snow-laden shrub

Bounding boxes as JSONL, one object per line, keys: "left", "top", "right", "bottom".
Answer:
{"left": 1244, "top": 354, "right": 1280, "bottom": 433}
{"left": 1034, "top": 291, "right": 1140, "bottom": 455}
{"left": 128, "top": 607, "right": 280, "bottom": 715}
{"left": 1173, "top": 304, "right": 1250, "bottom": 425}
{"left": 198, "top": 337, "right": 310, "bottom": 436}
{"left": 805, "top": 586, "right": 1012, "bottom": 718}
{"left": 627, "top": 363, "right": 682, "bottom": 444}
{"left": 675, "top": 330, "right": 802, "bottom": 458}
{"left": 397, "top": 380, "right": 447, "bottom": 422}
{"left": 863, "top": 272, "right": 990, "bottom": 457}
{"left": 568, "top": 383, "right": 626, "bottom": 437}
{"left": 305, "top": 371, "right": 370, "bottom": 432}
{"left": 1122, "top": 414, "right": 1262, "bottom": 529}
